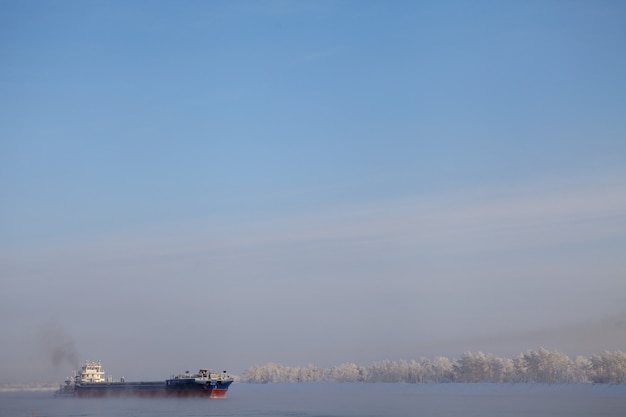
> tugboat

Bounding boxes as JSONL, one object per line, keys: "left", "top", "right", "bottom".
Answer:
{"left": 56, "top": 361, "right": 233, "bottom": 398}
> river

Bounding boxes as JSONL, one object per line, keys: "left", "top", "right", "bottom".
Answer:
{"left": 1, "top": 383, "right": 625, "bottom": 417}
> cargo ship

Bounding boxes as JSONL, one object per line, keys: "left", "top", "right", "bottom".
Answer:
{"left": 56, "top": 361, "right": 233, "bottom": 398}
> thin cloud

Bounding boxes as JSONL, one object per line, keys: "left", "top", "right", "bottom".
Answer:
{"left": 208, "top": 177, "right": 626, "bottom": 255}
{"left": 9, "top": 173, "right": 623, "bottom": 270}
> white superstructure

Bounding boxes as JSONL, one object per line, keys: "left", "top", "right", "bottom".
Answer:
{"left": 76, "top": 361, "right": 106, "bottom": 383}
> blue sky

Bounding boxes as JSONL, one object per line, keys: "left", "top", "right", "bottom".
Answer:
{"left": 1, "top": 1, "right": 625, "bottom": 382}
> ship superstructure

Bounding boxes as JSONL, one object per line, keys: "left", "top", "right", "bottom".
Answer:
{"left": 78, "top": 361, "right": 107, "bottom": 383}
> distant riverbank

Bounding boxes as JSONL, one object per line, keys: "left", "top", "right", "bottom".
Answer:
{"left": 243, "top": 349, "right": 626, "bottom": 384}
{"left": 0, "top": 383, "right": 57, "bottom": 392}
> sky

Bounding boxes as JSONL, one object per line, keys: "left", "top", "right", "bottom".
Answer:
{"left": 1, "top": 0, "right": 625, "bottom": 383}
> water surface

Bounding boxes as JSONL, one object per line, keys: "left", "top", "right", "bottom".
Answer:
{"left": 1, "top": 383, "right": 625, "bottom": 417}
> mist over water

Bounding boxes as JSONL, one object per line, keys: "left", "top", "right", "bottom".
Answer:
{"left": 2, "top": 383, "right": 626, "bottom": 417}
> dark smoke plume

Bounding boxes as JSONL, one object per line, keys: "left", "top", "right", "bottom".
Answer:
{"left": 40, "top": 321, "right": 80, "bottom": 370}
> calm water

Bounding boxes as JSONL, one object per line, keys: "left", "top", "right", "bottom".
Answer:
{"left": 1, "top": 383, "right": 625, "bottom": 417}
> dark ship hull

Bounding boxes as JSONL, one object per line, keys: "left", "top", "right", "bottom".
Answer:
{"left": 74, "top": 379, "right": 232, "bottom": 398}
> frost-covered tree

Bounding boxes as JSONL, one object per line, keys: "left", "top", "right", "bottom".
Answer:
{"left": 571, "top": 356, "right": 591, "bottom": 383}
{"left": 489, "top": 355, "right": 516, "bottom": 382}
{"left": 240, "top": 350, "right": 623, "bottom": 384}
{"left": 405, "top": 360, "right": 425, "bottom": 383}
{"left": 589, "top": 351, "right": 626, "bottom": 384}
{"left": 420, "top": 356, "right": 454, "bottom": 383}
{"left": 328, "top": 363, "right": 367, "bottom": 382}
{"left": 241, "top": 363, "right": 283, "bottom": 383}
{"left": 518, "top": 348, "right": 582, "bottom": 383}
{"left": 453, "top": 352, "right": 514, "bottom": 382}
{"left": 366, "top": 360, "right": 399, "bottom": 382}
{"left": 296, "top": 364, "right": 325, "bottom": 382}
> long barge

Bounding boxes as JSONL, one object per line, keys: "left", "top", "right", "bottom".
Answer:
{"left": 56, "top": 361, "right": 233, "bottom": 398}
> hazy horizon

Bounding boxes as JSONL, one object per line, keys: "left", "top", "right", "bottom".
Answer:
{"left": 1, "top": 1, "right": 625, "bottom": 384}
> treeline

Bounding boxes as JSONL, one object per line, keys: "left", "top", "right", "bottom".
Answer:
{"left": 242, "top": 349, "right": 626, "bottom": 384}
